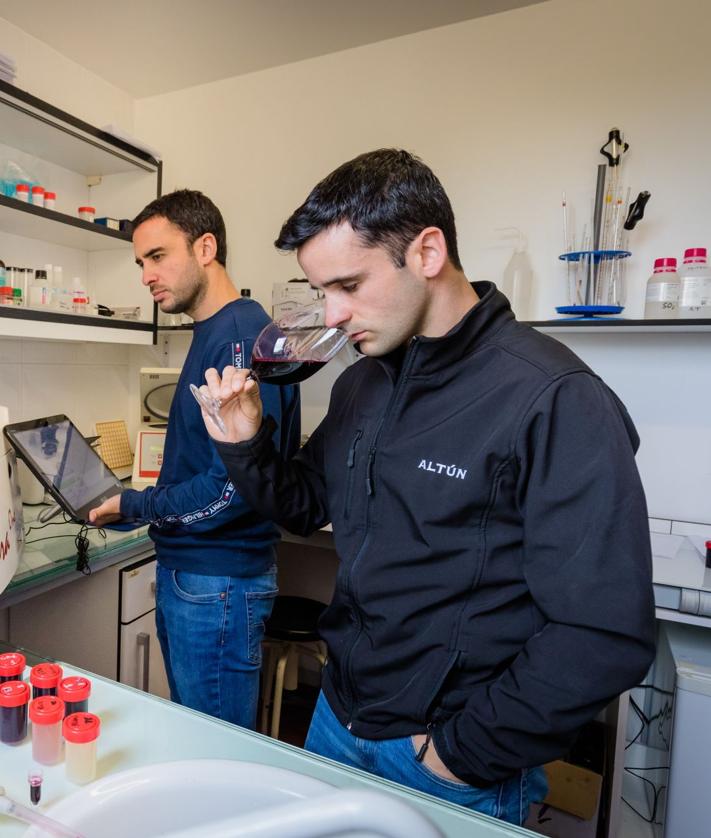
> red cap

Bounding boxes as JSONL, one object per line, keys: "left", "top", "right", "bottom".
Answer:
{"left": 0, "top": 651, "right": 25, "bottom": 678}
{"left": 44, "top": 191, "right": 56, "bottom": 199}
{"left": 0, "top": 286, "right": 14, "bottom": 297}
{"left": 31, "top": 185, "right": 44, "bottom": 193}
{"left": 58, "top": 676, "right": 91, "bottom": 703}
{"left": 63, "top": 712, "right": 100, "bottom": 743}
{"left": 29, "top": 695, "right": 64, "bottom": 725}
{"left": 30, "top": 663, "right": 63, "bottom": 689}
{"left": 77, "top": 206, "right": 95, "bottom": 213}
{"left": 653, "top": 257, "right": 677, "bottom": 271}
{"left": 15, "top": 183, "right": 29, "bottom": 192}
{"left": 683, "top": 247, "right": 707, "bottom": 262}
{"left": 706, "top": 540, "right": 711, "bottom": 549}
{"left": 0, "top": 680, "right": 30, "bottom": 707}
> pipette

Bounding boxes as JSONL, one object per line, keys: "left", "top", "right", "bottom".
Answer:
{"left": 0, "top": 786, "right": 87, "bottom": 838}
{"left": 562, "top": 191, "right": 571, "bottom": 295}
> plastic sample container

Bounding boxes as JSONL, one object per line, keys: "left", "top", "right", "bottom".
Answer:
{"left": 14, "top": 183, "right": 29, "bottom": 202}
{"left": 77, "top": 206, "right": 96, "bottom": 222}
{"left": 44, "top": 191, "right": 56, "bottom": 210}
{"left": 30, "top": 662, "right": 63, "bottom": 698}
{"left": 63, "top": 712, "right": 100, "bottom": 784}
{"left": 31, "top": 185, "right": 45, "bottom": 206}
{"left": 0, "top": 651, "right": 25, "bottom": 683}
{"left": 58, "top": 676, "right": 91, "bottom": 717}
{"left": 0, "top": 680, "right": 30, "bottom": 744}
{"left": 29, "top": 695, "right": 65, "bottom": 765}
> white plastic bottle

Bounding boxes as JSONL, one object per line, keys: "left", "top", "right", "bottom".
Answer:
{"left": 644, "top": 258, "right": 679, "bottom": 319}
{"left": 500, "top": 229, "right": 533, "bottom": 320}
{"left": 678, "top": 247, "right": 711, "bottom": 319}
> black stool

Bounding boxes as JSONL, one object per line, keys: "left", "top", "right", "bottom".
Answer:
{"left": 260, "top": 595, "right": 327, "bottom": 739}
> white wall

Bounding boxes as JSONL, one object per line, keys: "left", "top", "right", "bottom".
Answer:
{"left": 0, "top": 16, "right": 133, "bottom": 129}
{"left": 0, "top": 15, "right": 142, "bottom": 440}
{"left": 134, "top": 0, "right": 711, "bottom": 524}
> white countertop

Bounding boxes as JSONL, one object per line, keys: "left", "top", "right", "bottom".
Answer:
{"left": 0, "top": 665, "right": 529, "bottom": 838}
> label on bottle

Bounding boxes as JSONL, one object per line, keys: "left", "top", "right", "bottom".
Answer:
{"left": 679, "top": 278, "right": 709, "bottom": 308}
{"left": 646, "top": 281, "right": 679, "bottom": 303}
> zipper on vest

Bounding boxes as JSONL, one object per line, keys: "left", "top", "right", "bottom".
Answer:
{"left": 342, "top": 340, "right": 420, "bottom": 723}
{"left": 347, "top": 429, "right": 363, "bottom": 467}
{"left": 344, "top": 430, "right": 363, "bottom": 520}
{"left": 365, "top": 448, "right": 375, "bottom": 496}
{"left": 415, "top": 722, "right": 433, "bottom": 762}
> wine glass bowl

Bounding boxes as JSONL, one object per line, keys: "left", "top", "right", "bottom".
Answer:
{"left": 191, "top": 300, "right": 349, "bottom": 433}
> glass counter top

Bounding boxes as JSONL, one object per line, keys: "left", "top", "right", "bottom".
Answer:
{"left": 0, "top": 656, "right": 529, "bottom": 838}
{"left": 5, "top": 503, "right": 151, "bottom": 596}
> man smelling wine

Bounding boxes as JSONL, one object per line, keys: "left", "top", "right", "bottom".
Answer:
{"left": 198, "top": 149, "right": 655, "bottom": 826}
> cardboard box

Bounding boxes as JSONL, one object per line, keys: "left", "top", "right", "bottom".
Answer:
{"left": 272, "top": 280, "right": 322, "bottom": 320}
{"left": 525, "top": 801, "right": 599, "bottom": 838}
{"left": 541, "top": 759, "right": 602, "bottom": 820}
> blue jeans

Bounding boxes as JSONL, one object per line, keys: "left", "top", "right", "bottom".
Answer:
{"left": 305, "top": 692, "right": 548, "bottom": 825}
{"left": 155, "top": 562, "right": 277, "bottom": 729}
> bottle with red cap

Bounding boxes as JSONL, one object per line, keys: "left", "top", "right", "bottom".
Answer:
{"left": 0, "top": 651, "right": 26, "bottom": 683}
{"left": 63, "top": 712, "right": 100, "bottom": 784}
{"left": 58, "top": 675, "right": 91, "bottom": 716}
{"left": 29, "top": 695, "right": 65, "bottom": 764}
{"left": 0, "top": 680, "right": 30, "bottom": 744}
{"left": 644, "top": 258, "right": 680, "bottom": 319}
{"left": 30, "top": 662, "right": 63, "bottom": 699}
{"left": 678, "top": 247, "right": 711, "bottom": 319}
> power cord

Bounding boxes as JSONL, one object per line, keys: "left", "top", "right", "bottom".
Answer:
{"left": 75, "top": 524, "right": 92, "bottom": 575}
{"left": 23, "top": 512, "right": 107, "bottom": 575}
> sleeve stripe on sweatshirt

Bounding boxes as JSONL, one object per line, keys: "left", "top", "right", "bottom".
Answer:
{"left": 160, "top": 480, "right": 237, "bottom": 526}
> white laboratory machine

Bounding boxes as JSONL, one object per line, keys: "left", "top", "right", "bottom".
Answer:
{"left": 0, "top": 404, "right": 24, "bottom": 595}
{"left": 132, "top": 368, "right": 180, "bottom": 487}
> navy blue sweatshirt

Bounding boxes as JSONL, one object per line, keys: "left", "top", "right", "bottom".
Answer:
{"left": 121, "top": 298, "right": 300, "bottom": 577}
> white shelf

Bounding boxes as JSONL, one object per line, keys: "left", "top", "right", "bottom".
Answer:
{"left": 0, "top": 195, "right": 131, "bottom": 250}
{"left": 530, "top": 319, "right": 711, "bottom": 334}
{"left": 0, "top": 307, "right": 154, "bottom": 345}
{"left": 0, "top": 81, "right": 160, "bottom": 346}
{"left": 0, "top": 80, "right": 158, "bottom": 176}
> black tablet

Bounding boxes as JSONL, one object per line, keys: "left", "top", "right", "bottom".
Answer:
{"left": 4, "top": 414, "right": 126, "bottom": 525}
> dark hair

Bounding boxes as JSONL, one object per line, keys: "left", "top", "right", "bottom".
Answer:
{"left": 132, "top": 189, "right": 228, "bottom": 266}
{"left": 274, "top": 149, "right": 462, "bottom": 271}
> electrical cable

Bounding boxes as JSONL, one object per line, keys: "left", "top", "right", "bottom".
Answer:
{"left": 74, "top": 524, "right": 92, "bottom": 575}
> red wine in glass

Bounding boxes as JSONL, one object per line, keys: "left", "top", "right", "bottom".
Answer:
{"left": 191, "top": 301, "right": 348, "bottom": 432}
{"left": 249, "top": 358, "right": 326, "bottom": 385}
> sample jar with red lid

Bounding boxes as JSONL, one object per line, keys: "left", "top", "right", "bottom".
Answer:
{"left": 63, "top": 712, "right": 100, "bottom": 784}
{"left": 0, "top": 680, "right": 30, "bottom": 744}
{"left": 0, "top": 651, "right": 26, "bottom": 683}
{"left": 30, "top": 695, "right": 65, "bottom": 764}
{"left": 77, "top": 206, "right": 95, "bottom": 222}
{"left": 14, "top": 183, "right": 30, "bottom": 201}
{"left": 30, "top": 662, "right": 63, "bottom": 698}
{"left": 58, "top": 676, "right": 91, "bottom": 716}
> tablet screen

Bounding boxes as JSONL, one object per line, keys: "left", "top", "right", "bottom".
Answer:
{"left": 5, "top": 416, "right": 122, "bottom": 518}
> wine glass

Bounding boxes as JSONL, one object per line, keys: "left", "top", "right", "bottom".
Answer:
{"left": 190, "top": 300, "right": 348, "bottom": 433}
